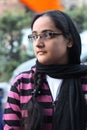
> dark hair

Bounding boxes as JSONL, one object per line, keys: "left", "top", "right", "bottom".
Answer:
{"left": 31, "top": 10, "right": 81, "bottom": 64}
{"left": 22, "top": 72, "right": 44, "bottom": 130}
{"left": 23, "top": 10, "right": 82, "bottom": 130}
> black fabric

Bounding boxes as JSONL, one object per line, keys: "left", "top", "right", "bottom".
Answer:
{"left": 36, "top": 60, "right": 87, "bottom": 78}
{"left": 36, "top": 60, "right": 87, "bottom": 130}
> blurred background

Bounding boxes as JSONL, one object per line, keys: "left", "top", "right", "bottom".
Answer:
{"left": 0, "top": 0, "right": 87, "bottom": 129}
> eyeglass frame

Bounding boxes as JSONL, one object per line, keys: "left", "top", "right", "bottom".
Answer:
{"left": 28, "top": 31, "right": 64, "bottom": 42}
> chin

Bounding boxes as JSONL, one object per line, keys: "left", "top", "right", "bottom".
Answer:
{"left": 38, "top": 59, "right": 53, "bottom": 65}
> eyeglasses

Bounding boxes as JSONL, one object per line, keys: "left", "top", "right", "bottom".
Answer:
{"left": 28, "top": 31, "right": 63, "bottom": 41}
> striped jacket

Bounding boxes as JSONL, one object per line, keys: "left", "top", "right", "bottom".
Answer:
{"left": 3, "top": 67, "right": 87, "bottom": 130}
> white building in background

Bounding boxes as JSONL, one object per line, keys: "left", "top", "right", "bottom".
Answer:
{"left": 62, "top": 0, "right": 87, "bottom": 9}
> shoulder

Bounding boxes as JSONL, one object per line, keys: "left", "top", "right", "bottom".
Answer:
{"left": 6, "top": 67, "right": 36, "bottom": 106}
{"left": 11, "top": 66, "right": 36, "bottom": 87}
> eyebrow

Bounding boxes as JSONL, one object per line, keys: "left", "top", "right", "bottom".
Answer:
{"left": 32, "top": 29, "right": 55, "bottom": 34}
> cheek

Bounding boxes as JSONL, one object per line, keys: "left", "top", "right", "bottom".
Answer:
{"left": 50, "top": 41, "right": 68, "bottom": 56}
{"left": 48, "top": 40, "right": 63, "bottom": 51}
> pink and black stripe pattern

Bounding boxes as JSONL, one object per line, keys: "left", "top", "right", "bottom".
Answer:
{"left": 3, "top": 68, "right": 87, "bottom": 130}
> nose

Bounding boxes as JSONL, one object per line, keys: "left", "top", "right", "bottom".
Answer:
{"left": 34, "top": 38, "right": 45, "bottom": 48}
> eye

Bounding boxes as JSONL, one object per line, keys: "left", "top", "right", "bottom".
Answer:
{"left": 42, "top": 32, "right": 53, "bottom": 39}
{"left": 32, "top": 34, "right": 38, "bottom": 40}
{"left": 47, "top": 32, "right": 53, "bottom": 38}
{"left": 28, "top": 34, "right": 38, "bottom": 40}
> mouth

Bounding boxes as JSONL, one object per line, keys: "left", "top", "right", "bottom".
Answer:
{"left": 37, "top": 51, "right": 46, "bottom": 55}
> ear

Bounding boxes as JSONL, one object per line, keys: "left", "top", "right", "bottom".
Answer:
{"left": 67, "top": 35, "right": 73, "bottom": 48}
{"left": 67, "top": 41, "right": 73, "bottom": 48}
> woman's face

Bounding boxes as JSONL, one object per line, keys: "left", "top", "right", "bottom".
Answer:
{"left": 32, "top": 15, "right": 72, "bottom": 65}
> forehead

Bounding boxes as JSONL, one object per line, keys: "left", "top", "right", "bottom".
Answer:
{"left": 32, "top": 15, "right": 58, "bottom": 32}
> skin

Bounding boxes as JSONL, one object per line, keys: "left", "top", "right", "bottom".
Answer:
{"left": 32, "top": 15, "right": 72, "bottom": 65}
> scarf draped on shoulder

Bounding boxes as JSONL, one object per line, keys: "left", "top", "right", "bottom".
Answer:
{"left": 36, "top": 60, "right": 87, "bottom": 130}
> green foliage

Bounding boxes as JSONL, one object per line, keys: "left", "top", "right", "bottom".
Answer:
{"left": 0, "top": 57, "right": 20, "bottom": 82}
{"left": 0, "top": 9, "right": 32, "bottom": 31}
{"left": 0, "top": 9, "right": 34, "bottom": 82}
{"left": 65, "top": 5, "right": 87, "bottom": 32}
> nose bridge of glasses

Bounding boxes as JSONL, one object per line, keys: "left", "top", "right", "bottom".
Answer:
{"left": 35, "top": 33, "right": 44, "bottom": 40}
{"left": 28, "top": 33, "right": 44, "bottom": 41}
{"left": 35, "top": 34, "right": 45, "bottom": 46}
{"left": 38, "top": 33, "right": 44, "bottom": 39}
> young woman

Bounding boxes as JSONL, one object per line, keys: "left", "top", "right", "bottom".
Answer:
{"left": 3, "top": 10, "right": 87, "bottom": 130}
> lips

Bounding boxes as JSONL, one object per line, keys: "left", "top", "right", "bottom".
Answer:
{"left": 37, "top": 51, "right": 46, "bottom": 55}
